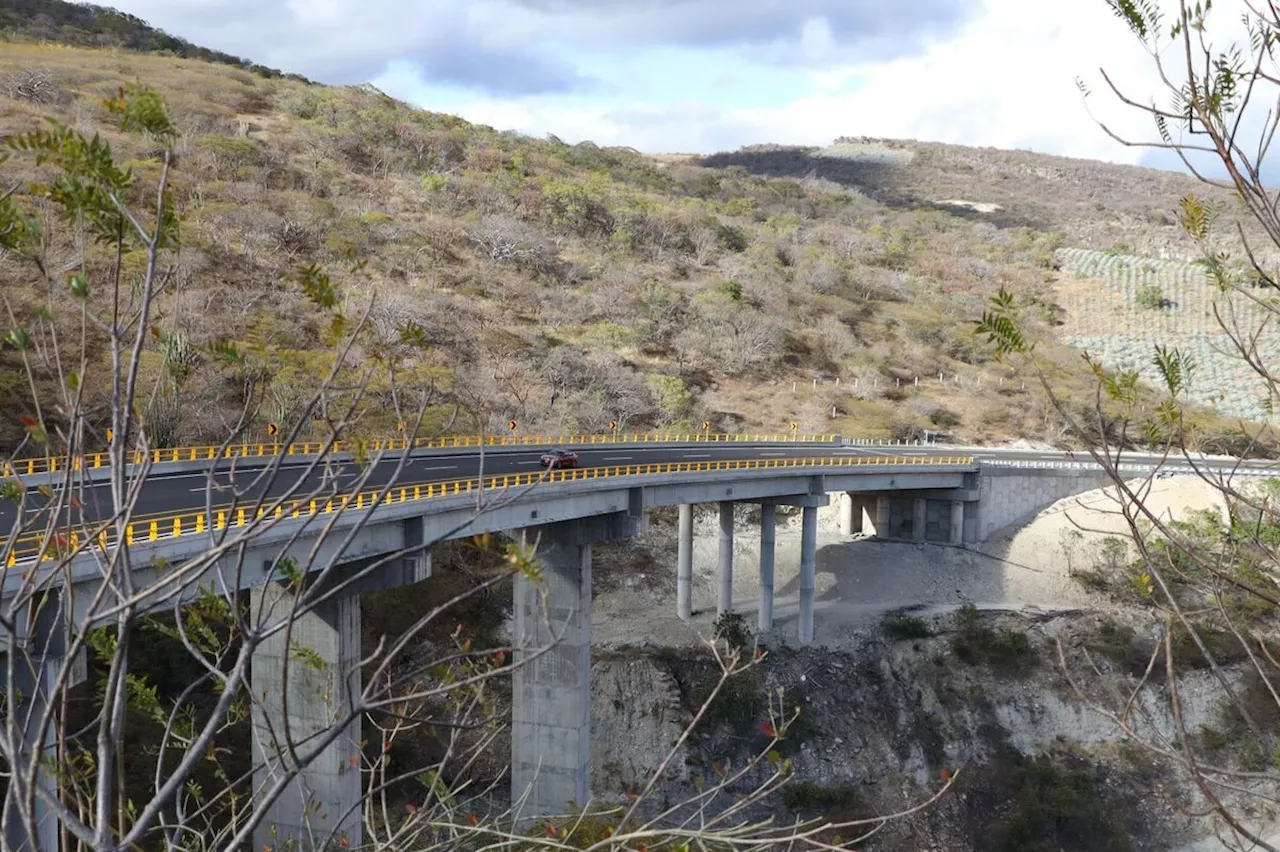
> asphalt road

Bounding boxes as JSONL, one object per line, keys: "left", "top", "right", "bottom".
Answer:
{"left": 2, "top": 442, "right": 1276, "bottom": 541}
{"left": 0, "top": 444, "right": 918, "bottom": 537}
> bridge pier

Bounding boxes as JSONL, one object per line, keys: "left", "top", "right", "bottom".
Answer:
{"left": 3, "top": 659, "right": 61, "bottom": 852}
{"left": 758, "top": 504, "right": 775, "bottom": 631}
{"left": 717, "top": 502, "right": 734, "bottom": 617}
{"left": 676, "top": 504, "right": 693, "bottom": 620}
{"left": 875, "top": 496, "right": 890, "bottom": 538}
{"left": 912, "top": 498, "right": 927, "bottom": 543}
{"left": 513, "top": 513, "right": 639, "bottom": 817}
{"left": 251, "top": 583, "right": 363, "bottom": 852}
{"left": 950, "top": 500, "right": 965, "bottom": 545}
{"left": 2, "top": 592, "right": 84, "bottom": 852}
{"left": 798, "top": 504, "right": 818, "bottom": 645}
{"left": 837, "top": 493, "right": 855, "bottom": 535}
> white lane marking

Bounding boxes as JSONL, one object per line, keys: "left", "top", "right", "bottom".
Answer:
{"left": 684, "top": 453, "right": 712, "bottom": 459}
{"left": 602, "top": 456, "right": 633, "bottom": 461}
{"left": 759, "top": 452, "right": 787, "bottom": 457}
{"left": 515, "top": 461, "right": 540, "bottom": 466}
{"left": 414, "top": 465, "right": 459, "bottom": 472}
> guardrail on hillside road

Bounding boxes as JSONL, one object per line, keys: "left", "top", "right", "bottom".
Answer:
{"left": 2, "top": 432, "right": 841, "bottom": 478}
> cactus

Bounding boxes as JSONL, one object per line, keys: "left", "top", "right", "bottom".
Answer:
{"left": 163, "top": 329, "right": 195, "bottom": 381}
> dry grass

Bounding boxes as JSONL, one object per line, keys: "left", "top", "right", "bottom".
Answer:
{"left": 0, "top": 42, "right": 1258, "bottom": 452}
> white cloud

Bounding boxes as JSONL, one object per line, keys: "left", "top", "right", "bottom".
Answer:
{"left": 379, "top": 0, "right": 1168, "bottom": 162}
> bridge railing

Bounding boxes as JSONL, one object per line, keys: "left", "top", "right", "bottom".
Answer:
{"left": 1, "top": 432, "right": 841, "bottom": 478}
{"left": 3, "top": 453, "right": 973, "bottom": 565}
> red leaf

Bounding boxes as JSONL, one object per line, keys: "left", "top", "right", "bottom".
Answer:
{"left": 18, "top": 415, "right": 36, "bottom": 428}
{"left": 544, "top": 823, "right": 559, "bottom": 838}
{"left": 467, "top": 814, "right": 478, "bottom": 827}
{"left": 760, "top": 721, "right": 776, "bottom": 738}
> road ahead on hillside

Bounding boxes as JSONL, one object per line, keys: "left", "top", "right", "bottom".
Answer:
{"left": 1, "top": 441, "right": 1276, "bottom": 541}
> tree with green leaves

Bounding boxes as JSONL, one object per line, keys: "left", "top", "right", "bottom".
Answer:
{"left": 976, "top": 3, "right": 1280, "bottom": 847}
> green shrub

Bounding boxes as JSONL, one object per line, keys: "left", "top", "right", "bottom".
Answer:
{"left": 715, "top": 279, "right": 743, "bottom": 301}
{"left": 951, "top": 605, "right": 1039, "bottom": 676}
{"left": 782, "top": 780, "right": 860, "bottom": 813}
{"left": 645, "top": 374, "right": 692, "bottom": 422}
{"left": 976, "top": 749, "right": 1133, "bottom": 852}
{"left": 713, "top": 611, "right": 753, "bottom": 651}
{"left": 1136, "top": 282, "right": 1164, "bottom": 309}
{"left": 693, "top": 672, "right": 761, "bottom": 740}
{"left": 881, "top": 611, "right": 932, "bottom": 641}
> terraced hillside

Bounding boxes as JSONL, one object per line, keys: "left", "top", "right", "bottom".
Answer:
{"left": 1054, "top": 247, "right": 1279, "bottom": 422}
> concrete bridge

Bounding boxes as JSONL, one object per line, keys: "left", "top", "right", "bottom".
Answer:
{"left": 0, "top": 436, "right": 1271, "bottom": 850}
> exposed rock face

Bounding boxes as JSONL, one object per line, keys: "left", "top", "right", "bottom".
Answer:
{"left": 590, "top": 655, "right": 687, "bottom": 792}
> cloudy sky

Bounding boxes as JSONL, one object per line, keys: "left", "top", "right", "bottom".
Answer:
{"left": 106, "top": 0, "right": 1206, "bottom": 168}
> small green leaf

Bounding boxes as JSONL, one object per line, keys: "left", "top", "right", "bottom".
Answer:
{"left": 6, "top": 329, "right": 30, "bottom": 350}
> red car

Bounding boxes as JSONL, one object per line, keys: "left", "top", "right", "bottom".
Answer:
{"left": 539, "top": 449, "right": 580, "bottom": 469}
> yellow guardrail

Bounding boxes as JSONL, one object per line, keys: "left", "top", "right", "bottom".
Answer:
{"left": 1, "top": 432, "right": 840, "bottom": 478}
{"left": 3, "top": 454, "right": 973, "bottom": 565}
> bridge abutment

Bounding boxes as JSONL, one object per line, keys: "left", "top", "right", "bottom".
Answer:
{"left": 251, "top": 583, "right": 363, "bottom": 852}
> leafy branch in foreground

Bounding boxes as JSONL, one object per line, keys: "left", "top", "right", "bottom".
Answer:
{"left": 982, "top": 3, "right": 1280, "bottom": 847}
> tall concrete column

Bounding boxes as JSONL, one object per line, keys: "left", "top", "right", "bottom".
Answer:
{"left": 3, "top": 659, "right": 61, "bottom": 852}
{"left": 875, "top": 496, "right": 891, "bottom": 539}
{"left": 912, "top": 498, "right": 927, "bottom": 543}
{"left": 949, "top": 501, "right": 965, "bottom": 545}
{"left": 758, "top": 504, "right": 776, "bottom": 631}
{"left": 252, "top": 583, "right": 363, "bottom": 852}
{"left": 837, "top": 493, "right": 855, "bottom": 535}
{"left": 512, "top": 523, "right": 593, "bottom": 816}
{"left": 798, "top": 505, "right": 818, "bottom": 645}
{"left": 717, "top": 501, "right": 734, "bottom": 617}
{"left": 676, "top": 504, "right": 693, "bottom": 620}
{"left": 4, "top": 592, "right": 86, "bottom": 852}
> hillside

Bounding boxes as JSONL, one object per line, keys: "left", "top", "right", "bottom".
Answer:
{"left": 0, "top": 0, "right": 305, "bottom": 80}
{"left": 0, "top": 35, "right": 1266, "bottom": 454}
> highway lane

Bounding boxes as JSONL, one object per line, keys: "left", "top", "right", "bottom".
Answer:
{"left": 0, "top": 443, "right": 903, "bottom": 538}
{"left": 4, "top": 440, "right": 1276, "bottom": 542}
